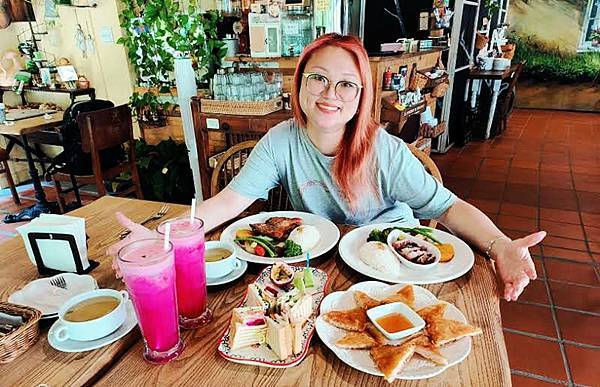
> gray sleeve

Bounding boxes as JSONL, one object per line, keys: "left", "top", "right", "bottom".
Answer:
{"left": 227, "top": 132, "right": 280, "bottom": 200}
{"left": 388, "top": 141, "right": 456, "bottom": 219}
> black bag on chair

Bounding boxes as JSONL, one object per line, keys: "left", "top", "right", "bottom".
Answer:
{"left": 46, "top": 99, "right": 126, "bottom": 178}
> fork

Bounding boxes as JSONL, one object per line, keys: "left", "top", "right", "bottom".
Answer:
{"left": 119, "top": 204, "right": 170, "bottom": 239}
{"left": 49, "top": 276, "right": 68, "bottom": 290}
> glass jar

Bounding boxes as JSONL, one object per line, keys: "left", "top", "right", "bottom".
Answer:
{"left": 280, "top": 6, "right": 313, "bottom": 57}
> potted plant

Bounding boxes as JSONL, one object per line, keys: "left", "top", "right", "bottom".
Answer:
{"left": 117, "top": 0, "right": 226, "bottom": 126}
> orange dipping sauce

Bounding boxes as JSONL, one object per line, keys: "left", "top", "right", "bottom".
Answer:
{"left": 376, "top": 313, "right": 414, "bottom": 333}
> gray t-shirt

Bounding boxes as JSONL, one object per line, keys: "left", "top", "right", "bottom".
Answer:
{"left": 228, "top": 119, "right": 456, "bottom": 225}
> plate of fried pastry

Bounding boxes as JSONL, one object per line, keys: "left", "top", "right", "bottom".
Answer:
{"left": 315, "top": 282, "right": 482, "bottom": 382}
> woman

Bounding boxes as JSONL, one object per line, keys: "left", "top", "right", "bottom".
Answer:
{"left": 111, "top": 34, "right": 545, "bottom": 302}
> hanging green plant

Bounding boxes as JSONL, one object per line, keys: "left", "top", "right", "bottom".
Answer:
{"left": 117, "top": 0, "right": 227, "bottom": 125}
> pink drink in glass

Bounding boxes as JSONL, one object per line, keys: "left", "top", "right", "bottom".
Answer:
{"left": 158, "top": 216, "right": 212, "bottom": 329}
{"left": 118, "top": 238, "right": 184, "bottom": 364}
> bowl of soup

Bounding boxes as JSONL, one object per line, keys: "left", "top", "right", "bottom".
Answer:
{"left": 366, "top": 302, "right": 425, "bottom": 340}
{"left": 205, "top": 240, "right": 236, "bottom": 279}
{"left": 55, "top": 289, "right": 128, "bottom": 342}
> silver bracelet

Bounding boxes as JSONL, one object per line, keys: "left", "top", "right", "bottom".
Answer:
{"left": 484, "top": 236, "right": 510, "bottom": 259}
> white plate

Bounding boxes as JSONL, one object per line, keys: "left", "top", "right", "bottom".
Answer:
{"left": 338, "top": 223, "right": 475, "bottom": 284}
{"left": 220, "top": 211, "right": 341, "bottom": 264}
{"left": 8, "top": 273, "right": 98, "bottom": 317}
{"left": 207, "top": 259, "right": 248, "bottom": 286}
{"left": 217, "top": 265, "right": 329, "bottom": 368}
{"left": 48, "top": 300, "right": 137, "bottom": 353}
{"left": 315, "top": 282, "right": 472, "bottom": 380}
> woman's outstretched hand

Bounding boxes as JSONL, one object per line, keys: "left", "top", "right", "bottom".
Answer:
{"left": 107, "top": 212, "right": 157, "bottom": 278}
{"left": 492, "top": 231, "right": 546, "bottom": 301}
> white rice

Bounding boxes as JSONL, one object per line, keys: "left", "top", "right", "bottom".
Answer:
{"left": 288, "top": 225, "right": 321, "bottom": 251}
{"left": 359, "top": 241, "right": 402, "bottom": 276}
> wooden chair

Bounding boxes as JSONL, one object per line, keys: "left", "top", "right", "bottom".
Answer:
{"left": 52, "top": 105, "right": 143, "bottom": 213}
{"left": 494, "top": 61, "right": 526, "bottom": 136}
{"left": 407, "top": 143, "right": 443, "bottom": 229}
{"left": 0, "top": 147, "right": 20, "bottom": 204}
{"left": 210, "top": 140, "right": 292, "bottom": 212}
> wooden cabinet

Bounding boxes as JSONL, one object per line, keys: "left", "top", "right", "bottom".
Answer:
{"left": 191, "top": 97, "right": 292, "bottom": 198}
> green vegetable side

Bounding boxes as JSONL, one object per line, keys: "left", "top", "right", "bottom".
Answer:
{"left": 367, "top": 226, "right": 442, "bottom": 245}
{"left": 234, "top": 237, "right": 303, "bottom": 258}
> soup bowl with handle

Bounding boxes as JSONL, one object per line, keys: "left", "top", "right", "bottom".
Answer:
{"left": 205, "top": 240, "right": 237, "bottom": 279}
{"left": 55, "top": 288, "right": 129, "bottom": 342}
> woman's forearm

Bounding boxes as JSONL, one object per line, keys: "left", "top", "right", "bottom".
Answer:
{"left": 194, "top": 187, "right": 254, "bottom": 232}
{"left": 436, "top": 198, "right": 508, "bottom": 255}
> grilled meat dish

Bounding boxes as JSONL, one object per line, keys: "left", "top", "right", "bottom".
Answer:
{"left": 249, "top": 217, "right": 303, "bottom": 240}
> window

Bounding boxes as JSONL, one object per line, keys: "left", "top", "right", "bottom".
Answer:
{"left": 579, "top": 0, "right": 600, "bottom": 52}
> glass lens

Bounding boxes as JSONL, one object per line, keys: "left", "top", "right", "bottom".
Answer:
{"left": 335, "top": 81, "right": 360, "bottom": 102}
{"left": 306, "top": 73, "right": 328, "bottom": 95}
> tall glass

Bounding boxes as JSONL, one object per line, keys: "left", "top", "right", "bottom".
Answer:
{"left": 157, "top": 216, "right": 212, "bottom": 329}
{"left": 117, "top": 239, "right": 184, "bottom": 364}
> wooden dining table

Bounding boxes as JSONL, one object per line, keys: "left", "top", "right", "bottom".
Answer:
{"left": 0, "top": 196, "right": 511, "bottom": 386}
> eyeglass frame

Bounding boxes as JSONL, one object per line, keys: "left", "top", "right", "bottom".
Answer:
{"left": 302, "top": 72, "right": 364, "bottom": 102}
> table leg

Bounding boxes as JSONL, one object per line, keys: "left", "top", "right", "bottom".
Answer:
{"left": 3, "top": 135, "right": 56, "bottom": 223}
{"left": 486, "top": 80, "right": 501, "bottom": 139}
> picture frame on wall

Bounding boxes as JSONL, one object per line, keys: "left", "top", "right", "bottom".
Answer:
{"left": 284, "top": 0, "right": 305, "bottom": 6}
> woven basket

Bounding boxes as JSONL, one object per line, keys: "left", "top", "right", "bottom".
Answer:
{"left": 200, "top": 97, "right": 282, "bottom": 116}
{"left": 0, "top": 302, "right": 41, "bottom": 364}
{"left": 409, "top": 71, "right": 429, "bottom": 91}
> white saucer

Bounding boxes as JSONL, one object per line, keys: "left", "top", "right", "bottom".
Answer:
{"left": 48, "top": 300, "right": 138, "bottom": 353}
{"left": 207, "top": 259, "right": 248, "bottom": 286}
{"left": 9, "top": 273, "right": 98, "bottom": 318}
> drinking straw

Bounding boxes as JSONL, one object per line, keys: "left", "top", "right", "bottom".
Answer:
{"left": 306, "top": 252, "right": 310, "bottom": 268}
{"left": 163, "top": 223, "right": 171, "bottom": 251}
{"left": 190, "top": 198, "right": 196, "bottom": 224}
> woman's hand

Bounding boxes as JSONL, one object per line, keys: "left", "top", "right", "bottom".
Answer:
{"left": 492, "top": 231, "right": 546, "bottom": 301}
{"left": 106, "top": 212, "right": 157, "bottom": 278}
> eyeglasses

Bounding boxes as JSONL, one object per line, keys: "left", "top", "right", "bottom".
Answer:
{"left": 302, "top": 72, "right": 363, "bottom": 102}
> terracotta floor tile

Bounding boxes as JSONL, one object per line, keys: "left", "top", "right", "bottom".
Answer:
{"left": 500, "top": 203, "right": 538, "bottom": 219}
{"left": 540, "top": 162, "right": 571, "bottom": 173}
{"left": 530, "top": 245, "right": 542, "bottom": 256}
{"left": 556, "top": 310, "right": 600, "bottom": 346}
{"left": 511, "top": 374, "right": 562, "bottom": 387}
{"left": 542, "top": 236, "right": 588, "bottom": 251}
{"left": 564, "top": 345, "right": 600, "bottom": 386}
{"left": 578, "top": 191, "right": 600, "bottom": 214}
{"left": 581, "top": 212, "right": 600, "bottom": 228}
{"left": 540, "top": 188, "right": 579, "bottom": 211}
{"left": 498, "top": 214, "right": 539, "bottom": 233}
{"left": 539, "top": 208, "right": 580, "bottom": 225}
{"left": 469, "top": 180, "right": 506, "bottom": 201}
{"left": 518, "top": 279, "right": 549, "bottom": 304}
{"left": 549, "top": 282, "right": 600, "bottom": 314}
{"left": 573, "top": 173, "right": 600, "bottom": 193}
{"left": 539, "top": 220, "right": 585, "bottom": 240}
{"left": 544, "top": 258, "right": 599, "bottom": 286}
{"left": 503, "top": 332, "right": 567, "bottom": 381}
{"left": 477, "top": 169, "right": 507, "bottom": 183}
{"left": 590, "top": 242, "right": 600, "bottom": 254}
{"left": 539, "top": 171, "right": 573, "bottom": 189}
{"left": 466, "top": 198, "right": 500, "bottom": 214}
{"left": 446, "top": 166, "right": 479, "bottom": 179}
{"left": 504, "top": 183, "right": 539, "bottom": 206}
{"left": 500, "top": 302, "right": 556, "bottom": 337}
{"left": 511, "top": 159, "right": 540, "bottom": 170}
{"left": 584, "top": 225, "right": 600, "bottom": 243}
{"left": 508, "top": 167, "right": 539, "bottom": 185}
{"left": 543, "top": 246, "right": 594, "bottom": 264}
{"left": 533, "top": 258, "right": 545, "bottom": 279}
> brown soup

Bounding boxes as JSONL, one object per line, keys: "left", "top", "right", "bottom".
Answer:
{"left": 205, "top": 248, "right": 232, "bottom": 262}
{"left": 64, "top": 296, "right": 120, "bottom": 322}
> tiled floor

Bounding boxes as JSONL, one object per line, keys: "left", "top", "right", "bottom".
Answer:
{"left": 1, "top": 108, "right": 599, "bottom": 385}
{"left": 432, "top": 109, "right": 600, "bottom": 386}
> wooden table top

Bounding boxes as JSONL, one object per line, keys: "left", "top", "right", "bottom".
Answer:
{"left": 0, "top": 112, "right": 63, "bottom": 136}
{"left": 0, "top": 197, "right": 510, "bottom": 386}
{"left": 468, "top": 64, "right": 518, "bottom": 80}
